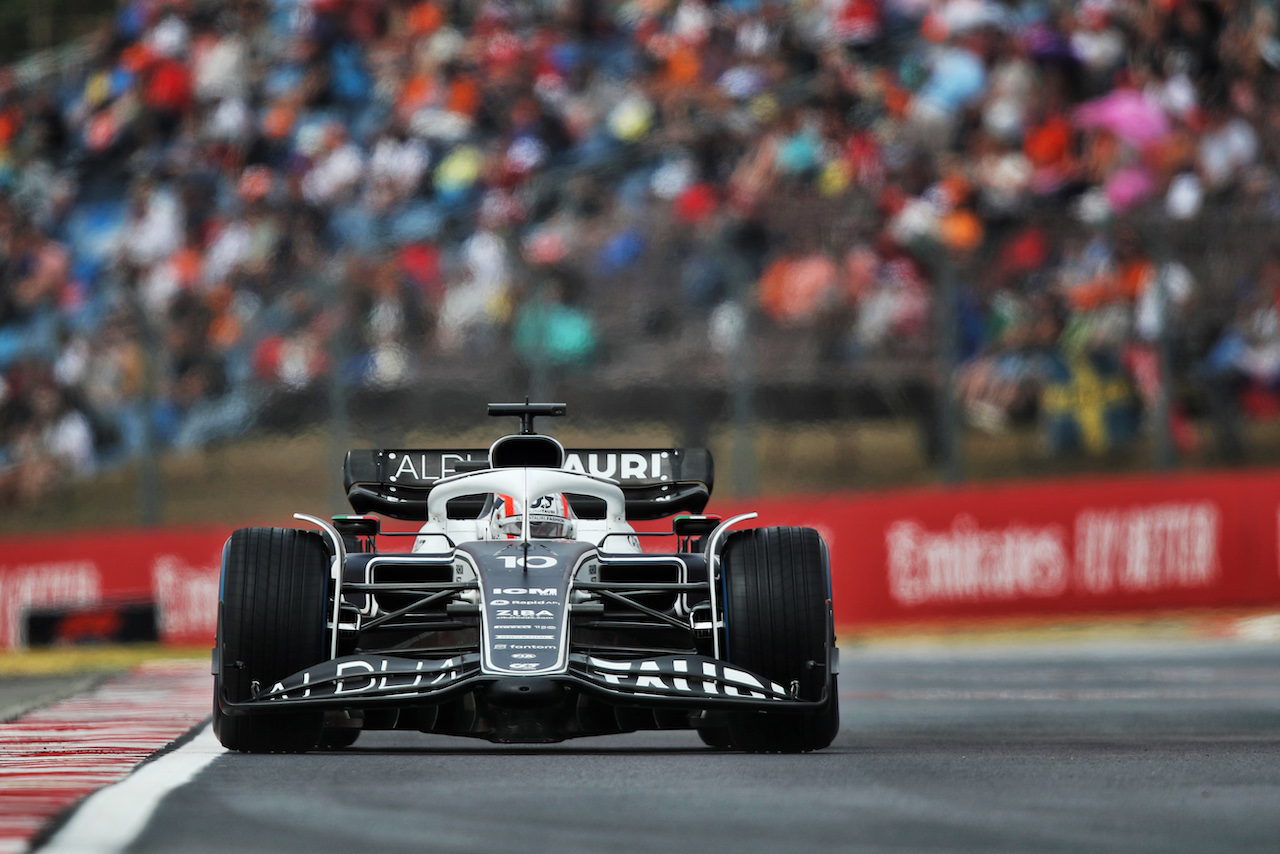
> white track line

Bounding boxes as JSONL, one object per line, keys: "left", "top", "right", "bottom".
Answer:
{"left": 39, "top": 723, "right": 224, "bottom": 854}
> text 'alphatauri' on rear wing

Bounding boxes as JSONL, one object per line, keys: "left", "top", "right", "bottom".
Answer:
{"left": 344, "top": 447, "right": 714, "bottom": 520}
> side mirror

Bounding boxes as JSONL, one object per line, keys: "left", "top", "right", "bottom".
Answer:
{"left": 674, "top": 515, "right": 721, "bottom": 550}
{"left": 673, "top": 515, "right": 721, "bottom": 537}
{"left": 333, "top": 515, "right": 380, "bottom": 536}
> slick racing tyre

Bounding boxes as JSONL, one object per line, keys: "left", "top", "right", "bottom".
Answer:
{"left": 695, "top": 726, "right": 734, "bottom": 749}
{"left": 319, "top": 728, "right": 361, "bottom": 749}
{"left": 721, "top": 527, "right": 840, "bottom": 753}
{"left": 214, "top": 527, "right": 330, "bottom": 753}
{"left": 693, "top": 711, "right": 734, "bottom": 748}
{"left": 319, "top": 711, "right": 362, "bottom": 749}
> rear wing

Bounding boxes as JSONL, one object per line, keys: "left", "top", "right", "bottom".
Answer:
{"left": 343, "top": 448, "right": 713, "bottom": 521}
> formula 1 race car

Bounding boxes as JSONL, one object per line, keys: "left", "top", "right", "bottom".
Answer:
{"left": 213, "top": 403, "right": 839, "bottom": 753}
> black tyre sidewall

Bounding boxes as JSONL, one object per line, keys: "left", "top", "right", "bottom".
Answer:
{"left": 695, "top": 726, "right": 735, "bottom": 749}
{"left": 215, "top": 527, "right": 330, "bottom": 752}
{"left": 721, "top": 526, "right": 839, "bottom": 752}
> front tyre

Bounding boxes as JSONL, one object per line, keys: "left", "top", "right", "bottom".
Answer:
{"left": 214, "top": 527, "right": 330, "bottom": 753}
{"left": 721, "top": 527, "right": 840, "bottom": 752}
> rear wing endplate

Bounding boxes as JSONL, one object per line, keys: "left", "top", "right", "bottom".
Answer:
{"left": 344, "top": 448, "right": 713, "bottom": 521}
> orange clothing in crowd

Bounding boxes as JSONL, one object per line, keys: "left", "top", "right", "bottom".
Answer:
{"left": 397, "top": 75, "right": 436, "bottom": 119}
{"left": 406, "top": 2, "right": 445, "bottom": 37}
{"left": 664, "top": 45, "right": 702, "bottom": 89}
{"left": 446, "top": 76, "right": 481, "bottom": 117}
{"left": 1067, "top": 259, "right": 1152, "bottom": 311}
{"left": 758, "top": 254, "right": 839, "bottom": 324}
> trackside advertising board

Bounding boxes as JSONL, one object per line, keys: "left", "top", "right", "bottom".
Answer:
{"left": 710, "top": 470, "right": 1280, "bottom": 625}
{"left": 0, "top": 530, "right": 224, "bottom": 650}
{"left": 2, "top": 470, "right": 1280, "bottom": 648}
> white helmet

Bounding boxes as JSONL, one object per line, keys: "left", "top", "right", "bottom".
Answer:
{"left": 490, "top": 493, "right": 576, "bottom": 539}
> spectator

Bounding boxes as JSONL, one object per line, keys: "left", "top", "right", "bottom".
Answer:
{"left": 512, "top": 271, "right": 597, "bottom": 374}
{"left": 0, "top": 0, "right": 1276, "bottom": 502}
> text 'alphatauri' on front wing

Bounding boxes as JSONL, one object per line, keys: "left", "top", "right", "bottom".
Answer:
{"left": 213, "top": 403, "right": 839, "bottom": 752}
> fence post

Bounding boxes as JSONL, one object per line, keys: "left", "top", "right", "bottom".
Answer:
{"left": 729, "top": 297, "right": 757, "bottom": 497}
{"left": 130, "top": 287, "right": 163, "bottom": 527}
{"left": 328, "top": 271, "right": 352, "bottom": 516}
{"left": 719, "top": 229, "right": 758, "bottom": 498}
{"left": 936, "top": 247, "right": 963, "bottom": 485}
{"left": 1145, "top": 219, "right": 1177, "bottom": 472}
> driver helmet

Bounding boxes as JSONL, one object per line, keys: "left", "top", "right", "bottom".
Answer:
{"left": 491, "top": 493, "right": 576, "bottom": 539}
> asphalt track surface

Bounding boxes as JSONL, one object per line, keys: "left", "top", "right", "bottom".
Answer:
{"left": 53, "top": 641, "right": 1280, "bottom": 853}
{"left": 0, "top": 673, "right": 101, "bottom": 722}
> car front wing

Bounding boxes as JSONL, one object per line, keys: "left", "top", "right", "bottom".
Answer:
{"left": 217, "top": 652, "right": 832, "bottom": 713}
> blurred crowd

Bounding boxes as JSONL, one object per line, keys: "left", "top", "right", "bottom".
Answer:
{"left": 1, "top": 0, "right": 1280, "bottom": 502}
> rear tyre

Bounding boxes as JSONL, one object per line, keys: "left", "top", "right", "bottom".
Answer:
{"left": 214, "top": 527, "right": 330, "bottom": 753}
{"left": 319, "top": 728, "right": 361, "bottom": 749}
{"left": 695, "top": 726, "right": 734, "bottom": 749}
{"left": 319, "top": 710, "right": 362, "bottom": 749}
{"left": 721, "top": 527, "right": 840, "bottom": 753}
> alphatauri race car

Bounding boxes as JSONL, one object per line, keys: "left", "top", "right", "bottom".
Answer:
{"left": 213, "top": 403, "right": 839, "bottom": 752}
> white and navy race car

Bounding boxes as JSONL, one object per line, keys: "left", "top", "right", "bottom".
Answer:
{"left": 213, "top": 403, "right": 839, "bottom": 752}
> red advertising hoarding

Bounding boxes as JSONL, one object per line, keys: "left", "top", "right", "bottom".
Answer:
{"left": 2, "top": 469, "right": 1279, "bottom": 648}
{"left": 0, "top": 529, "right": 226, "bottom": 649}
{"left": 712, "top": 470, "right": 1280, "bottom": 626}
